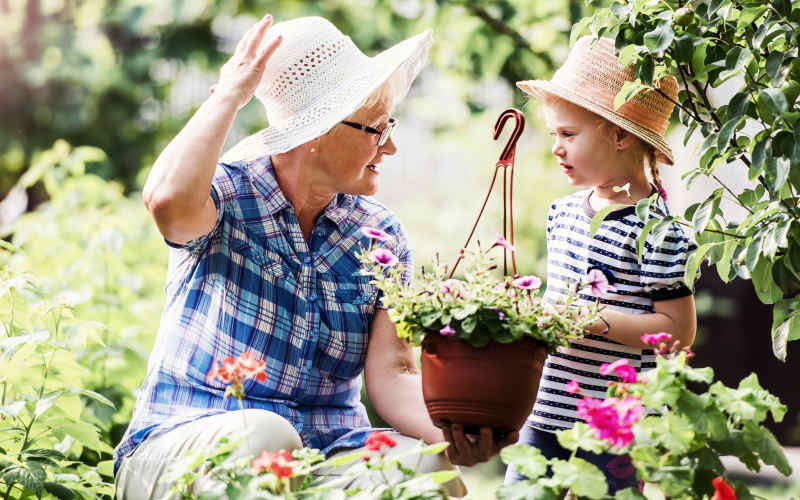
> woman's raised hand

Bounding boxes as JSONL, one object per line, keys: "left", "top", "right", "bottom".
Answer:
{"left": 214, "top": 14, "right": 283, "bottom": 109}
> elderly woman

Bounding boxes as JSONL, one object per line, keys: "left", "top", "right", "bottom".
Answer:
{"left": 113, "top": 15, "right": 516, "bottom": 499}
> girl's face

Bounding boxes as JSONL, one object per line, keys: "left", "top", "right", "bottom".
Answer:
{"left": 316, "top": 100, "right": 397, "bottom": 196}
{"left": 543, "top": 100, "right": 629, "bottom": 189}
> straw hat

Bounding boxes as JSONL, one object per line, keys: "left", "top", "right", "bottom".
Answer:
{"left": 221, "top": 17, "right": 432, "bottom": 163}
{"left": 517, "top": 36, "right": 678, "bottom": 165}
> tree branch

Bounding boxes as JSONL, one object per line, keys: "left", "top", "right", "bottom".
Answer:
{"left": 454, "top": 1, "right": 555, "bottom": 68}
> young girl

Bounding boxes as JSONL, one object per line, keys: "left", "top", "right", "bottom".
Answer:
{"left": 507, "top": 36, "right": 697, "bottom": 492}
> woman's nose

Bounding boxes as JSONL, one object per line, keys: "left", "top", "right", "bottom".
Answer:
{"left": 381, "top": 137, "right": 397, "bottom": 156}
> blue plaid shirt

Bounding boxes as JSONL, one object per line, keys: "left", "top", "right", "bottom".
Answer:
{"left": 114, "top": 156, "right": 411, "bottom": 473}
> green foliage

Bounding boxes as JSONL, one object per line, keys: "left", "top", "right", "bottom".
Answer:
{"left": 0, "top": 140, "right": 167, "bottom": 497}
{"left": 499, "top": 346, "right": 792, "bottom": 498}
{"left": 497, "top": 445, "right": 608, "bottom": 499}
{"left": 163, "top": 436, "right": 454, "bottom": 499}
{"left": 359, "top": 244, "right": 599, "bottom": 349}
{"left": 581, "top": 0, "right": 800, "bottom": 360}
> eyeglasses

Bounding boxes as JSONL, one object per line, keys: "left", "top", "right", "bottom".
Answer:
{"left": 340, "top": 118, "right": 397, "bottom": 147}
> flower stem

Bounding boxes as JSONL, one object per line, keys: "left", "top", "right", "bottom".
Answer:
{"left": 236, "top": 397, "right": 253, "bottom": 459}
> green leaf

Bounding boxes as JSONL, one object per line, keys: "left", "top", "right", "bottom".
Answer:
{"left": 500, "top": 445, "right": 547, "bottom": 479}
{"left": 0, "top": 400, "right": 25, "bottom": 419}
{"left": 614, "top": 487, "right": 647, "bottom": 499}
{"left": 726, "top": 93, "right": 750, "bottom": 121}
{"left": 570, "top": 17, "right": 593, "bottom": 47}
{"left": 765, "top": 52, "right": 784, "bottom": 81}
{"left": 765, "top": 157, "right": 791, "bottom": 195}
{"left": 424, "top": 469, "right": 460, "bottom": 484}
{"left": 771, "top": 312, "right": 799, "bottom": 362}
{"left": 614, "top": 81, "right": 648, "bottom": 110}
{"left": 717, "top": 117, "right": 741, "bottom": 152}
{"left": 418, "top": 442, "right": 449, "bottom": 455}
{"left": 556, "top": 422, "right": 606, "bottom": 454}
{"left": 752, "top": 257, "right": 783, "bottom": 304}
{"left": 51, "top": 419, "right": 113, "bottom": 454}
{"left": 551, "top": 457, "right": 608, "bottom": 498}
{"left": 1, "top": 463, "right": 46, "bottom": 497}
{"left": 725, "top": 46, "right": 751, "bottom": 72}
{"left": 320, "top": 450, "right": 364, "bottom": 468}
{"left": 743, "top": 422, "right": 792, "bottom": 476}
{"left": 43, "top": 482, "right": 75, "bottom": 500}
{"left": 643, "top": 21, "right": 674, "bottom": 54}
{"left": 692, "top": 190, "right": 722, "bottom": 234}
{"left": 637, "top": 218, "right": 660, "bottom": 262}
{"left": 716, "top": 240, "right": 739, "bottom": 283}
{"left": 590, "top": 204, "right": 628, "bottom": 237}
{"left": 67, "top": 388, "right": 116, "bottom": 409}
{"left": 35, "top": 391, "right": 63, "bottom": 419}
{"left": 496, "top": 482, "right": 559, "bottom": 500}
{"left": 685, "top": 243, "right": 714, "bottom": 289}
{"left": 758, "top": 88, "right": 788, "bottom": 121}
{"left": 749, "top": 136, "right": 771, "bottom": 180}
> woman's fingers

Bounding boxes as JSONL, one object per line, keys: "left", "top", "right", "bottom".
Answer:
{"left": 244, "top": 14, "right": 274, "bottom": 57}
{"left": 254, "top": 33, "right": 283, "bottom": 69}
{"left": 478, "top": 427, "right": 494, "bottom": 461}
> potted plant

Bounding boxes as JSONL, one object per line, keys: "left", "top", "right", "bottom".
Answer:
{"left": 358, "top": 231, "right": 603, "bottom": 440}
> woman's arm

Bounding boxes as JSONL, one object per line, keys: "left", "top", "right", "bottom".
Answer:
{"left": 364, "top": 309, "right": 517, "bottom": 466}
{"left": 142, "top": 14, "right": 281, "bottom": 244}
{"left": 586, "top": 295, "right": 696, "bottom": 349}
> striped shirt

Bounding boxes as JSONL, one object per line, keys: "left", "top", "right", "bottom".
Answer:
{"left": 114, "top": 156, "right": 411, "bottom": 472}
{"left": 529, "top": 188, "right": 694, "bottom": 433}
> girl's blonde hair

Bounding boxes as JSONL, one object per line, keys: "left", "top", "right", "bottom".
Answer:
{"left": 541, "top": 94, "right": 664, "bottom": 195}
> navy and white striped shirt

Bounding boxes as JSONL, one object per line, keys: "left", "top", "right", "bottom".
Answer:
{"left": 529, "top": 188, "right": 695, "bottom": 433}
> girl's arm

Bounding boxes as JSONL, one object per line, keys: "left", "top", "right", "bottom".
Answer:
{"left": 586, "top": 295, "right": 696, "bottom": 349}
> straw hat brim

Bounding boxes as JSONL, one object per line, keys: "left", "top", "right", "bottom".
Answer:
{"left": 221, "top": 30, "right": 433, "bottom": 164}
{"left": 516, "top": 79, "right": 674, "bottom": 165}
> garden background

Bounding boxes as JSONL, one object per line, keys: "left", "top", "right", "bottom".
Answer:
{"left": 1, "top": 0, "right": 799, "bottom": 498}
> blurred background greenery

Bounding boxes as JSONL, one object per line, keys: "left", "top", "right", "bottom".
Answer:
{"left": 1, "top": 0, "right": 797, "bottom": 496}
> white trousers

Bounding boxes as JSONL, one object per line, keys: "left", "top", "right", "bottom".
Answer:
{"left": 115, "top": 409, "right": 466, "bottom": 499}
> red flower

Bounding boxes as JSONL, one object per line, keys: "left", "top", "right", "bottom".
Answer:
{"left": 206, "top": 353, "right": 267, "bottom": 386}
{"left": 252, "top": 449, "right": 294, "bottom": 479}
{"left": 711, "top": 477, "right": 736, "bottom": 500}
{"left": 365, "top": 430, "right": 397, "bottom": 452}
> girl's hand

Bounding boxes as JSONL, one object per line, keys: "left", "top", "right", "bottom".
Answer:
{"left": 441, "top": 424, "right": 519, "bottom": 467}
{"left": 214, "top": 14, "right": 283, "bottom": 109}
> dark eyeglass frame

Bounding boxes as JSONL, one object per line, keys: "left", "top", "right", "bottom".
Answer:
{"left": 340, "top": 118, "right": 397, "bottom": 147}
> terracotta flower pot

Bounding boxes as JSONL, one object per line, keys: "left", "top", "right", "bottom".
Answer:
{"left": 420, "top": 333, "right": 548, "bottom": 439}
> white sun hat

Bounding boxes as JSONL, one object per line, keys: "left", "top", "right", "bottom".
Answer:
{"left": 221, "top": 16, "right": 432, "bottom": 163}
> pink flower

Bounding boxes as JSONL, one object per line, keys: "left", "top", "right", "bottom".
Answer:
{"left": 577, "top": 395, "right": 643, "bottom": 448}
{"left": 440, "top": 279, "right": 461, "bottom": 296}
{"left": 439, "top": 323, "right": 456, "bottom": 337}
{"left": 640, "top": 332, "right": 672, "bottom": 345}
{"left": 586, "top": 268, "right": 617, "bottom": 296}
{"left": 512, "top": 275, "right": 542, "bottom": 290}
{"left": 491, "top": 233, "right": 516, "bottom": 252}
{"left": 369, "top": 248, "right": 399, "bottom": 267}
{"left": 360, "top": 227, "right": 393, "bottom": 242}
{"left": 566, "top": 380, "right": 582, "bottom": 394}
{"left": 599, "top": 359, "right": 638, "bottom": 384}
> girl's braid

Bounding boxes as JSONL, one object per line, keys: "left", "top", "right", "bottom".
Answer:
{"left": 647, "top": 147, "right": 667, "bottom": 202}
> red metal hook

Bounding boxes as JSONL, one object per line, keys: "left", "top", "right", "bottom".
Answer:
{"left": 493, "top": 108, "right": 525, "bottom": 166}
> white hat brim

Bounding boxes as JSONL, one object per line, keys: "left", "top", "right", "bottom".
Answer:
{"left": 222, "top": 30, "right": 433, "bottom": 163}
{"left": 517, "top": 79, "right": 674, "bottom": 165}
